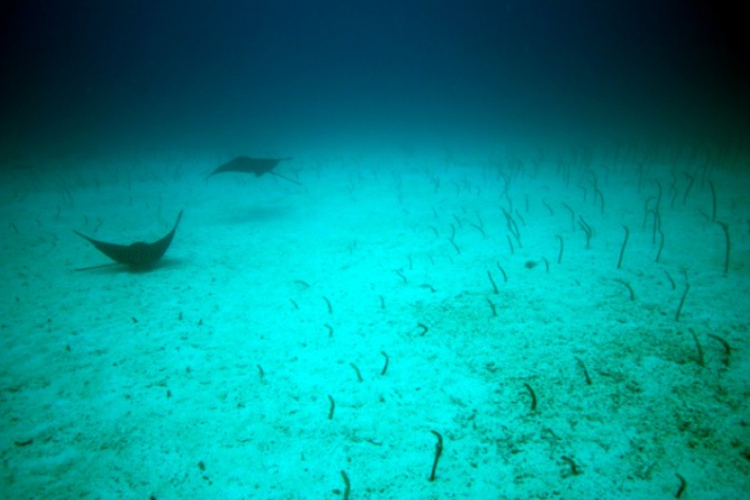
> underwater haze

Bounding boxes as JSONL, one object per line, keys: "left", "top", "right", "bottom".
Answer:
{"left": 1, "top": 1, "right": 749, "bottom": 499}
{"left": 3, "top": 0, "right": 749, "bottom": 155}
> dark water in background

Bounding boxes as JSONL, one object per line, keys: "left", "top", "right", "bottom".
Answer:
{"left": 2, "top": 0, "right": 748, "bottom": 160}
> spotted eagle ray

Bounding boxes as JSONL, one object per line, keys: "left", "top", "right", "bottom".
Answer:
{"left": 207, "top": 156, "right": 300, "bottom": 185}
{"left": 73, "top": 210, "right": 183, "bottom": 271}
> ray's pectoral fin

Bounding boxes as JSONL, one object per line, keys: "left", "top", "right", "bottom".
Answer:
{"left": 74, "top": 210, "right": 183, "bottom": 270}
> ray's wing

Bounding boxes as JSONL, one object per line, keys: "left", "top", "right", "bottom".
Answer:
{"left": 138, "top": 210, "right": 183, "bottom": 263}
{"left": 207, "top": 156, "right": 251, "bottom": 177}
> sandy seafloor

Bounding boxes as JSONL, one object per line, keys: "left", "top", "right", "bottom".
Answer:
{"left": 1, "top": 143, "right": 749, "bottom": 499}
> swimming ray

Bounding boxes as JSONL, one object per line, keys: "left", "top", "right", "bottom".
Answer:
{"left": 207, "top": 156, "right": 300, "bottom": 185}
{"left": 74, "top": 210, "right": 183, "bottom": 271}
